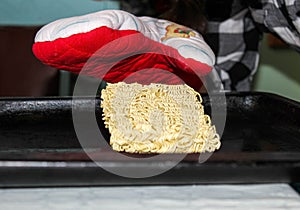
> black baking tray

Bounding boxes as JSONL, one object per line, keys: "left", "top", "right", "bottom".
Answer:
{"left": 0, "top": 92, "right": 299, "bottom": 187}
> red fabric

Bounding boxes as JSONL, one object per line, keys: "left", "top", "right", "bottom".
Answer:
{"left": 33, "top": 26, "right": 211, "bottom": 90}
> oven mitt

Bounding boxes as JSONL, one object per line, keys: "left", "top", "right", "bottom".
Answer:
{"left": 32, "top": 10, "right": 215, "bottom": 90}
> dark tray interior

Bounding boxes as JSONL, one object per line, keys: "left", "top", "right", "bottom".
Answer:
{"left": 0, "top": 92, "right": 299, "bottom": 187}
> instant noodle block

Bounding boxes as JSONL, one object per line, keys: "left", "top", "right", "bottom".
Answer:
{"left": 101, "top": 82, "right": 221, "bottom": 154}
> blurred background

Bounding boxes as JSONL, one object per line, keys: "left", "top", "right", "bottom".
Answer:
{"left": 0, "top": 0, "right": 299, "bottom": 101}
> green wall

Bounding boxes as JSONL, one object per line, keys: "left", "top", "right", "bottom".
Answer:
{"left": 0, "top": 0, "right": 120, "bottom": 26}
{"left": 253, "top": 35, "right": 300, "bottom": 102}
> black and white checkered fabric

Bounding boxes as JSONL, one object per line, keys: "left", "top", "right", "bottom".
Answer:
{"left": 204, "top": 0, "right": 300, "bottom": 91}
{"left": 250, "top": 0, "right": 300, "bottom": 50}
{"left": 122, "top": 0, "right": 300, "bottom": 91}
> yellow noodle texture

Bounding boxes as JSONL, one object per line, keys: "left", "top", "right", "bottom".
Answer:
{"left": 101, "top": 82, "right": 221, "bottom": 154}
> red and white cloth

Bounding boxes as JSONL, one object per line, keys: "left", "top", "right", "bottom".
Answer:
{"left": 33, "top": 10, "right": 215, "bottom": 90}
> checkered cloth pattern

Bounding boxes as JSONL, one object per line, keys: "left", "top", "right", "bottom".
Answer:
{"left": 250, "top": 0, "right": 300, "bottom": 51}
{"left": 122, "top": 0, "right": 300, "bottom": 91}
{"left": 204, "top": 0, "right": 300, "bottom": 91}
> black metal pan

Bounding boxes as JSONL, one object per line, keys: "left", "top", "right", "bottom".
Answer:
{"left": 0, "top": 92, "right": 299, "bottom": 187}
